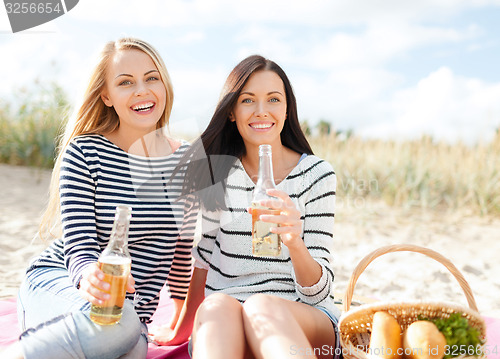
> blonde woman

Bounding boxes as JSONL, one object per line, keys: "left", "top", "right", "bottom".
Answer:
{"left": 5, "top": 38, "right": 197, "bottom": 359}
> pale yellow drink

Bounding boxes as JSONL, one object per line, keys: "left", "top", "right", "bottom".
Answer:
{"left": 90, "top": 256, "right": 131, "bottom": 325}
{"left": 251, "top": 202, "right": 281, "bottom": 257}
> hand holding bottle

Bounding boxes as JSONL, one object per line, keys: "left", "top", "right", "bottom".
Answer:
{"left": 251, "top": 144, "right": 282, "bottom": 256}
{"left": 82, "top": 205, "right": 134, "bottom": 325}
{"left": 254, "top": 188, "right": 322, "bottom": 288}
{"left": 253, "top": 188, "right": 303, "bottom": 250}
{"left": 79, "top": 263, "right": 135, "bottom": 306}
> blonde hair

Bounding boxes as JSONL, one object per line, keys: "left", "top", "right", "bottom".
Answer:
{"left": 39, "top": 37, "right": 174, "bottom": 240}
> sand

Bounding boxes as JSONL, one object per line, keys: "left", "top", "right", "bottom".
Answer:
{"left": 0, "top": 164, "right": 51, "bottom": 300}
{"left": 0, "top": 163, "right": 499, "bottom": 318}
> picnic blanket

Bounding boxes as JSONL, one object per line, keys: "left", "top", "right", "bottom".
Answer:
{"left": 1, "top": 292, "right": 499, "bottom": 358}
{"left": 0, "top": 286, "right": 189, "bottom": 359}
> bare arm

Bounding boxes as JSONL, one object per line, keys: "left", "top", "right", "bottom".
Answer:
{"left": 149, "top": 267, "right": 207, "bottom": 346}
{"left": 168, "top": 298, "right": 184, "bottom": 330}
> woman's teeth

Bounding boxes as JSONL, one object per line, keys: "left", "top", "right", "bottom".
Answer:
{"left": 251, "top": 123, "right": 272, "bottom": 129}
{"left": 132, "top": 103, "right": 154, "bottom": 112}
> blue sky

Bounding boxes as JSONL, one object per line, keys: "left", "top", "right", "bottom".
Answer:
{"left": 1, "top": 0, "right": 500, "bottom": 143}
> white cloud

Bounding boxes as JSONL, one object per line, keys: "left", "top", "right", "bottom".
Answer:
{"left": 175, "top": 32, "right": 206, "bottom": 44}
{"left": 1, "top": 0, "right": 500, "bottom": 145}
{"left": 0, "top": 30, "right": 102, "bottom": 106}
{"left": 233, "top": 25, "right": 296, "bottom": 63}
{"left": 66, "top": 0, "right": 211, "bottom": 27}
{"left": 0, "top": 5, "right": 11, "bottom": 31}
{"left": 65, "top": 0, "right": 500, "bottom": 28}
{"left": 168, "top": 66, "right": 228, "bottom": 133}
{"left": 4, "top": 0, "right": 500, "bottom": 33}
{"left": 2, "top": 37, "right": 60, "bottom": 91}
{"left": 306, "top": 22, "right": 477, "bottom": 70}
{"left": 360, "top": 67, "right": 500, "bottom": 143}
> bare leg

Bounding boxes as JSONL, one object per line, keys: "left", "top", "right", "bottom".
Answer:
{"left": 242, "top": 294, "right": 335, "bottom": 359}
{"left": 192, "top": 293, "right": 249, "bottom": 359}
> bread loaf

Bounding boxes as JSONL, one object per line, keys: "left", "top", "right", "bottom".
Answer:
{"left": 369, "top": 311, "right": 403, "bottom": 359}
{"left": 403, "top": 321, "right": 446, "bottom": 359}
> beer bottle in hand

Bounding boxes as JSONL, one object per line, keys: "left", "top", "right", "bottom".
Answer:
{"left": 90, "top": 205, "right": 132, "bottom": 325}
{"left": 251, "top": 144, "right": 282, "bottom": 257}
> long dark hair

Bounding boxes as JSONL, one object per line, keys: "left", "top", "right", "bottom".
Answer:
{"left": 181, "top": 55, "right": 313, "bottom": 211}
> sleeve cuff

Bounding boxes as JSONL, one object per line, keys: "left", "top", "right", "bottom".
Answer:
{"left": 193, "top": 257, "right": 209, "bottom": 270}
{"left": 294, "top": 263, "right": 331, "bottom": 305}
{"left": 69, "top": 258, "right": 98, "bottom": 289}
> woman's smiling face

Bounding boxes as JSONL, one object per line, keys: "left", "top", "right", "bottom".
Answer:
{"left": 231, "top": 70, "right": 287, "bottom": 149}
{"left": 101, "top": 49, "right": 167, "bottom": 135}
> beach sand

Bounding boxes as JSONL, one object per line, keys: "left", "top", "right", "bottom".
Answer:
{"left": 1, "top": 163, "right": 499, "bottom": 318}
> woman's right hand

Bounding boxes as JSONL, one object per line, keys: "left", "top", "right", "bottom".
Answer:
{"left": 78, "top": 262, "right": 111, "bottom": 306}
{"left": 79, "top": 263, "right": 136, "bottom": 305}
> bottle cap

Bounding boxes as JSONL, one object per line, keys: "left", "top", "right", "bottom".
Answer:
{"left": 259, "top": 144, "right": 272, "bottom": 156}
{"left": 115, "top": 205, "right": 132, "bottom": 220}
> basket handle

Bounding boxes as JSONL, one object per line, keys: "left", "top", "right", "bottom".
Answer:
{"left": 342, "top": 244, "right": 479, "bottom": 312}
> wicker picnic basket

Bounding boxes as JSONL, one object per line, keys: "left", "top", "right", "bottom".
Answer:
{"left": 338, "top": 244, "right": 487, "bottom": 359}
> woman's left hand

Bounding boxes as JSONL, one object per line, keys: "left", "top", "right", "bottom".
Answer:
{"left": 253, "top": 188, "right": 303, "bottom": 249}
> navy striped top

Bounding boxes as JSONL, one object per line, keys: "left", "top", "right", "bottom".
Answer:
{"left": 28, "top": 134, "right": 198, "bottom": 323}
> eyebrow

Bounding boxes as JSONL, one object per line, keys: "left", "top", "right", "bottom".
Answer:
{"left": 114, "top": 69, "right": 159, "bottom": 79}
{"left": 239, "top": 90, "right": 284, "bottom": 96}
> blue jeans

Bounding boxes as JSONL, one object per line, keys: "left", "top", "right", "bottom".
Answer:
{"left": 17, "top": 267, "right": 148, "bottom": 359}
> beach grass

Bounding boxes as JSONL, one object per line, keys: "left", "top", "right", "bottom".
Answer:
{"left": 0, "top": 83, "right": 69, "bottom": 168}
{"left": 1, "top": 85, "right": 499, "bottom": 215}
{"left": 310, "top": 132, "right": 500, "bottom": 216}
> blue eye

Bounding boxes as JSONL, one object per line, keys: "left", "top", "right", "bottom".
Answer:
{"left": 119, "top": 80, "right": 132, "bottom": 86}
{"left": 242, "top": 98, "right": 252, "bottom": 103}
{"left": 270, "top": 98, "right": 280, "bottom": 103}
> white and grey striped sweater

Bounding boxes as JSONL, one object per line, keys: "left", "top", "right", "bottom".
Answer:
{"left": 193, "top": 155, "right": 338, "bottom": 315}
{"left": 28, "top": 134, "right": 197, "bottom": 323}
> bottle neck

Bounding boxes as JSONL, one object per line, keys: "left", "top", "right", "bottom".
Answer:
{"left": 110, "top": 217, "right": 129, "bottom": 246}
{"left": 258, "top": 153, "right": 275, "bottom": 187}
{"left": 104, "top": 207, "right": 131, "bottom": 255}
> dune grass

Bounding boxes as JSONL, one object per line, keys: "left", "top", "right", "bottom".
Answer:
{"left": 0, "top": 83, "right": 69, "bottom": 168}
{"left": 310, "top": 133, "right": 500, "bottom": 215}
{"left": 1, "top": 85, "right": 499, "bottom": 215}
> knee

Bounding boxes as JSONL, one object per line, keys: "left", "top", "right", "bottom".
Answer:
{"left": 197, "top": 293, "right": 241, "bottom": 318}
{"left": 99, "top": 301, "right": 142, "bottom": 354}
{"left": 115, "top": 301, "right": 142, "bottom": 345}
{"left": 76, "top": 301, "right": 142, "bottom": 358}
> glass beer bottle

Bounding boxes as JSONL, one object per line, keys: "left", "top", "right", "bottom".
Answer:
{"left": 251, "top": 144, "right": 281, "bottom": 257}
{"left": 90, "top": 205, "right": 132, "bottom": 325}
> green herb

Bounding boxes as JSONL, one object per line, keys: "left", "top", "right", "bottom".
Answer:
{"left": 418, "top": 313, "right": 484, "bottom": 358}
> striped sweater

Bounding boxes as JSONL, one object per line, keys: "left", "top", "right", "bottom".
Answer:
{"left": 28, "top": 134, "right": 197, "bottom": 323}
{"left": 193, "top": 155, "right": 338, "bottom": 316}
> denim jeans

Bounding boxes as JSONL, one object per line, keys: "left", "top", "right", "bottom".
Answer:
{"left": 17, "top": 267, "right": 148, "bottom": 359}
